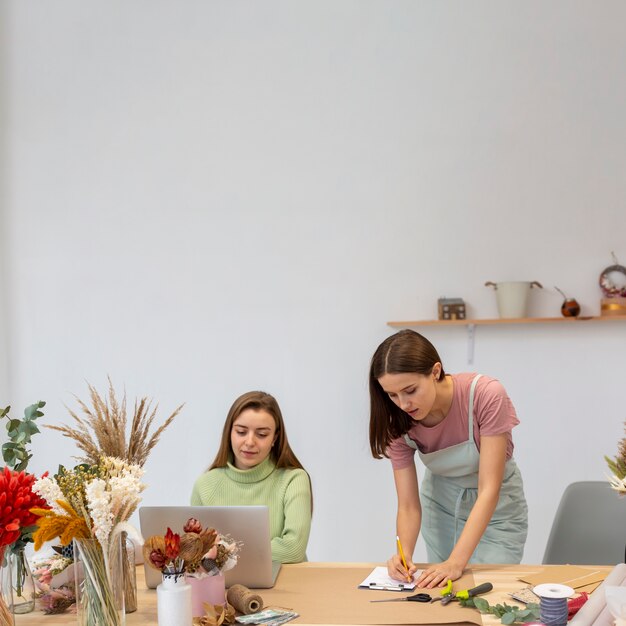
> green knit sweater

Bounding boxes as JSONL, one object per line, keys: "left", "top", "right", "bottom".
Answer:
{"left": 190, "top": 456, "right": 311, "bottom": 564}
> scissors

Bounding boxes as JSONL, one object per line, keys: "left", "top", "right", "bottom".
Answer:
{"left": 370, "top": 592, "right": 432, "bottom": 603}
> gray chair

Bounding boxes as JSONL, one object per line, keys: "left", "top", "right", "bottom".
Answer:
{"left": 542, "top": 481, "right": 626, "bottom": 565}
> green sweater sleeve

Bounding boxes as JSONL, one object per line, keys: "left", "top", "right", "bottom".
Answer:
{"left": 190, "top": 479, "right": 202, "bottom": 506}
{"left": 270, "top": 469, "right": 312, "bottom": 564}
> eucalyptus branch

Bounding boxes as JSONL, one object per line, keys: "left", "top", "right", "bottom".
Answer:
{"left": 460, "top": 597, "right": 541, "bottom": 624}
{"left": 1, "top": 401, "right": 45, "bottom": 471}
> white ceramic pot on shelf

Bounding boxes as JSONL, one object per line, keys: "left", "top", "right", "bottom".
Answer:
{"left": 485, "top": 281, "right": 543, "bottom": 318}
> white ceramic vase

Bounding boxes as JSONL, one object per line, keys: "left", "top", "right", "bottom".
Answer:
{"left": 157, "top": 573, "right": 192, "bottom": 626}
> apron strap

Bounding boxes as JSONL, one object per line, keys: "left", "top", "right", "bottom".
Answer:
{"left": 453, "top": 375, "right": 483, "bottom": 541}
{"left": 403, "top": 433, "right": 418, "bottom": 450}
{"left": 404, "top": 374, "right": 483, "bottom": 450}
{"left": 468, "top": 374, "right": 482, "bottom": 440}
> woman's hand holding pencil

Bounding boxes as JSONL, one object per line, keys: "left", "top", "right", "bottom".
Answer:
{"left": 387, "top": 536, "right": 417, "bottom": 583}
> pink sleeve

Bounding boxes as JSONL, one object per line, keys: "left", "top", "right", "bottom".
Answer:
{"left": 474, "top": 378, "right": 519, "bottom": 435}
{"left": 386, "top": 435, "right": 417, "bottom": 471}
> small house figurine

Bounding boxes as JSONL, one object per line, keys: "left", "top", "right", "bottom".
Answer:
{"left": 438, "top": 297, "right": 466, "bottom": 320}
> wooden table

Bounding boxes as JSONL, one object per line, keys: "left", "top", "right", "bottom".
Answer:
{"left": 15, "top": 562, "right": 610, "bottom": 626}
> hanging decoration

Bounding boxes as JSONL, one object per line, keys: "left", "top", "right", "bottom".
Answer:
{"left": 599, "top": 252, "right": 626, "bottom": 316}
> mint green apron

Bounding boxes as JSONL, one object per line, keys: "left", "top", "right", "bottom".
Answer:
{"left": 403, "top": 375, "right": 528, "bottom": 563}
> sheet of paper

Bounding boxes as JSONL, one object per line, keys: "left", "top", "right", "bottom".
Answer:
{"left": 358, "top": 566, "right": 420, "bottom": 591}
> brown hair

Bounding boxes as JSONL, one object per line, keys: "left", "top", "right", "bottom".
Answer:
{"left": 209, "top": 391, "right": 306, "bottom": 460}
{"left": 209, "top": 391, "right": 313, "bottom": 509}
{"left": 368, "top": 330, "right": 446, "bottom": 459}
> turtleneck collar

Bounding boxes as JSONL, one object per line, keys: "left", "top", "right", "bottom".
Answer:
{"left": 225, "top": 454, "right": 276, "bottom": 484}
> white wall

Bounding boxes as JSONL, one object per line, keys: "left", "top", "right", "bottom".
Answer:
{"left": 2, "top": 0, "right": 626, "bottom": 565}
{"left": 0, "top": 2, "right": 8, "bottom": 398}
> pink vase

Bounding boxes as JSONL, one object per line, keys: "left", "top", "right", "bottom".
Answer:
{"left": 187, "top": 574, "right": 226, "bottom": 617}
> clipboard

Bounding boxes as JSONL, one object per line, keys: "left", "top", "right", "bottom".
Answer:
{"left": 358, "top": 566, "right": 419, "bottom": 591}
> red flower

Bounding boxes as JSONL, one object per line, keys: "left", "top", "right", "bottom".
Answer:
{"left": 0, "top": 467, "right": 50, "bottom": 548}
{"left": 164, "top": 527, "right": 180, "bottom": 560}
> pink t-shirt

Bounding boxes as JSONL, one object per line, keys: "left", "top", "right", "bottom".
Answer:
{"left": 386, "top": 373, "right": 519, "bottom": 471}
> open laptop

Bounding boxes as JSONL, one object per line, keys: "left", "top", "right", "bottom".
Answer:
{"left": 139, "top": 505, "right": 281, "bottom": 589}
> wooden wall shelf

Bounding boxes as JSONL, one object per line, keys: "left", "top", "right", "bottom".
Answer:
{"left": 387, "top": 315, "right": 626, "bottom": 328}
{"left": 386, "top": 315, "right": 626, "bottom": 364}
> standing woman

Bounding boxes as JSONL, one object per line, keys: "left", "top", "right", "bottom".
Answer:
{"left": 191, "top": 391, "right": 312, "bottom": 563}
{"left": 369, "top": 330, "right": 527, "bottom": 588}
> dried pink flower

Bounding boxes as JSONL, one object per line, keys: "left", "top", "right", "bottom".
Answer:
{"left": 149, "top": 549, "right": 167, "bottom": 570}
{"left": 183, "top": 517, "right": 202, "bottom": 533}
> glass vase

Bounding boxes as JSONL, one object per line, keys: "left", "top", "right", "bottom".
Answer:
{"left": 0, "top": 547, "right": 15, "bottom": 626}
{"left": 121, "top": 535, "right": 137, "bottom": 614}
{"left": 73, "top": 536, "right": 125, "bottom": 626}
{"left": 6, "top": 548, "right": 35, "bottom": 614}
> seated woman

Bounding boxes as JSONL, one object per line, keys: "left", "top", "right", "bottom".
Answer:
{"left": 190, "top": 390, "right": 312, "bottom": 563}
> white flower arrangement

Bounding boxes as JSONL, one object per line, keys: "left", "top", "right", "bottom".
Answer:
{"left": 32, "top": 475, "right": 66, "bottom": 515}
{"left": 31, "top": 457, "right": 145, "bottom": 552}
{"left": 84, "top": 458, "right": 145, "bottom": 551}
{"left": 85, "top": 478, "right": 114, "bottom": 549}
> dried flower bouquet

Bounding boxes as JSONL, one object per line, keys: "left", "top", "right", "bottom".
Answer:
{"left": 31, "top": 458, "right": 145, "bottom": 626}
{"left": 45, "top": 378, "right": 184, "bottom": 612}
{"left": 144, "top": 517, "right": 241, "bottom": 579}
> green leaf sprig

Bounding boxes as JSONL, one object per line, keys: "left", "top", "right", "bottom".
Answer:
{"left": 1, "top": 401, "right": 45, "bottom": 471}
{"left": 460, "top": 596, "right": 541, "bottom": 624}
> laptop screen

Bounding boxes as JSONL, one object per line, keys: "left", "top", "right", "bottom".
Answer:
{"left": 139, "top": 505, "right": 280, "bottom": 589}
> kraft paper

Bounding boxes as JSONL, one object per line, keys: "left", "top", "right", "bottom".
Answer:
{"left": 260, "top": 566, "right": 483, "bottom": 625}
{"left": 520, "top": 565, "right": 607, "bottom": 594}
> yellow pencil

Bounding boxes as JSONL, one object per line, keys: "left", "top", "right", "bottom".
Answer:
{"left": 396, "top": 535, "right": 412, "bottom": 583}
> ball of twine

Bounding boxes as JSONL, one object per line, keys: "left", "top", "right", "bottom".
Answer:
{"left": 226, "top": 584, "right": 263, "bottom": 614}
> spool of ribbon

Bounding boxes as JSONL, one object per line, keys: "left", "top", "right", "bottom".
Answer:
{"left": 567, "top": 591, "right": 589, "bottom": 620}
{"left": 226, "top": 584, "right": 263, "bottom": 615}
{"left": 533, "top": 583, "right": 574, "bottom": 626}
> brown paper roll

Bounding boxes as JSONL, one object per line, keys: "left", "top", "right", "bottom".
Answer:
{"left": 226, "top": 584, "right": 263, "bottom": 614}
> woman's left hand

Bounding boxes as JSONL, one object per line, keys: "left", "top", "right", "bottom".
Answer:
{"left": 415, "top": 560, "right": 464, "bottom": 589}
